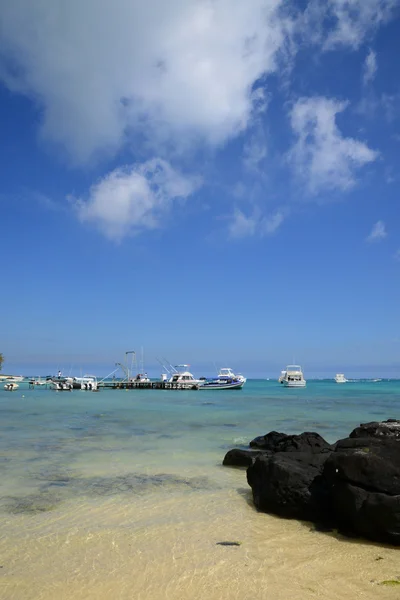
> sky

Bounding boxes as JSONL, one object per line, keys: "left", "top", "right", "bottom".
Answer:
{"left": 0, "top": 0, "right": 399, "bottom": 378}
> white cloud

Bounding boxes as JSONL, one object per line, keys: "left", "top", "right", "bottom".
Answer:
{"left": 0, "top": 0, "right": 293, "bottom": 164}
{"left": 289, "top": 96, "right": 378, "bottom": 193}
{"left": 0, "top": 1, "right": 395, "bottom": 166}
{"left": 243, "top": 126, "right": 268, "bottom": 172}
{"left": 301, "top": 0, "right": 398, "bottom": 50}
{"left": 367, "top": 220, "right": 387, "bottom": 242}
{"left": 228, "top": 207, "right": 285, "bottom": 238}
{"left": 74, "top": 159, "right": 200, "bottom": 240}
{"left": 363, "top": 49, "right": 377, "bottom": 85}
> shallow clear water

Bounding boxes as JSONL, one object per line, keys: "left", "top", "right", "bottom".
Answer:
{"left": 0, "top": 379, "right": 399, "bottom": 599}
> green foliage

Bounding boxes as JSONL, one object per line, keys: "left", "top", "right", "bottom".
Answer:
{"left": 0, "top": 353, "right": 3, "bottom": 372}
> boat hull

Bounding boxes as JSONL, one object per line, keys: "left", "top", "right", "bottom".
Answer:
{"left": 198, "top": 380, "right": 244, "bottom": 390}
{"left": 283, "top": 381, "right": 306, "bottom": 388}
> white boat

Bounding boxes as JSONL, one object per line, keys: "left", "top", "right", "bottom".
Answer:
{"left": 71, "top": 375, "right": 98, "bottom": 390}
{"left": 0, "top": 375, "right": 24, "bottom": 383}
{"left": 49, "top": 377, "right": 73, "bottom": 391}
{"left": 281, "top": 365, "right": 306, "bottom": 388}
{"left": 29, "top": 377, "right": 47, "bottom": 386}
{"left": 4, "top": 382, "right": 19, "bottom": 391}
{"left": 218, "top": 368, "right": 246, "bottom": 384}
{"left": 130, "top": 373, "right": 151, "bottom": 384}
{"left": 169, "top": 365, "right": 204, "bottom": 389}
{"left": 335, "top": 373, "right": 348, "bottom": 384}
{"left": 199, "top": 368, "right": 246, "bottom": 390}
{"left": 278, "top": 370, "right": 287, "bottom": 383}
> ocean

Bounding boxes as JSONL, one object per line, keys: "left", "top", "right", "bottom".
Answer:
{"left": 0, "top": 379, "right": 399, "bottom": 599}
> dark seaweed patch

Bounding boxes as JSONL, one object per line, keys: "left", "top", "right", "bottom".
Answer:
{"left": 3, "top": 491, "right": 61, "bottom": 515}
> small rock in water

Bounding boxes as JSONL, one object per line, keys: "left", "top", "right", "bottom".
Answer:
{"left": 216, "top": 541, "right": 242, "bottom": 547}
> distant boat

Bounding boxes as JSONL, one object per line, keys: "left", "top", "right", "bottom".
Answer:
{"left": 335, "top": 373, "right": 348, "bottom": 384}
{"left": 29, "top": 377, "right": 47, "bottom": 386}
{"left": 199, "top": 368, "right": 246, "bottom": 390}
{"left": 169, "top": 366, "right": 203, "bottom": 389}
{"left": 4, "top": 382, "right": 19, "bottom": 391}
{"left": 0, "top": 375, "right": 24, "bottom": 383}
{"left": 281, "top": 365, "right": 306, "bottom": 388}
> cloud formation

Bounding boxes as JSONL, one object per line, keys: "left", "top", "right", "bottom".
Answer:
{"left": 0, "top": 0, "right": 293, "bottom": 164}
{"left": 366, "top": 220, "right": 387, "bottom": 242}
{"left": 0, "top": 0, "right": 395, "bottom": 165}
{"left": 289, "top": 96, "right": 378, "bottom": 193}
{"left": 363, "top": 49, "right": 378, "bottom": 85}
{"left": 229, "top": 207, "right": 285, "bottom": 238}
{"left": 74, "top": 159, "right": 200, "bottom": 240}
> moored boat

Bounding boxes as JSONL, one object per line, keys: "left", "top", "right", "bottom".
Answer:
{"left": 199, "top": 368, "right": 246, "bottom": 390}
{"left": 281, "top": 365, "right": 306, "bottom": 388}
{"left": 4, "top": 382, "right": 19, "bottom": 391}
{"left": 169, "top": 366, "right": 203, "bottom": 389}
{"left": 335, "top": 373, "right": 348, "bottom": 383}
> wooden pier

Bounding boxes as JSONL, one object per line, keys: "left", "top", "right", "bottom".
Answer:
{"left": 98, "top": 381, "right": 200, "bottom": 390}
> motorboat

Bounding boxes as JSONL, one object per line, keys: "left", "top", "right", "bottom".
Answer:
{"left": 130, "top": 373, "right": 151, "bottom": 384}
{"left": 218, "top": 368, "right": 246, "bottom": 384}
{"left": 335, "top": 373, "right": 348, "bottom": 384}
{"left": 0, "top": 375, "right": 24, "bottom": 383}
{"left": 4, "top": 382, "right": 19, "bottom": 391}
{"left": 169, "top": 366, "right": 204, "bottom": 389}
{"left": 281, "top": 365, "right": 306, "bottom": 388}
{"left": 49, "top": 377, "right": 73, "bottom": 391}
{"left": 72, "top": 375, "right": 98, "bottom": 390}
{"left": 29, "top": 377, "right": 47, "bottom": 386}
{"left": 278, "top": 370, "right": 286, "bottom": 383}
{"left": 199, "top": 368, "right": 246, "bottom": 390}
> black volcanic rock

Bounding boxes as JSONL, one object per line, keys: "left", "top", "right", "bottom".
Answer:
{"left": 249, "top": 431, "right": 332, "bottom": 454}
{"left": 224, "top": 420, "right": 400, "bottom": 546}
{"left": 247, "top": 451, "right": 332, "bottom": 522}
{"left": 349, "top": 419, "right": 400, "bottom": 440}
{"left": 222, "top": 449, "right": 265, "bottom": 467}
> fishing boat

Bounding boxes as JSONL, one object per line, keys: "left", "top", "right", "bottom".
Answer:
{"left": 281, "top": 365, "right": 306, "bottom": 388}
{"left": 199, "top": 368, "right": 246, "bottom": 390}
{"left": 49, "top": 377, "right": 73, "bottom": 391}
{"left": 169, "top": 366, "right": 204, "bottom": 389}
{"left": 29, "top": 377, "right": 47, "bottom": 386}
{"left": 335, "top": 373, "right": 348, "bottom": 384}
{"left": 70, "top": 375, "right": 98, "bottom": 390}
{"left": 4, "top": 382, "right": 19, "bottom": 391}
{"left": 218, "top": 368, "right": 246, "bottom": 384}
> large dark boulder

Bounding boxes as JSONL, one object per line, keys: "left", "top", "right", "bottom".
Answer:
{"left": 224, "top": 420, "right": 400, "bottom": 545}
{"left": 222, "top": 448, "right": 265, "bottom": 468}
{"left": 323, "top": 435, "right": 400, "bottom": 544}
{"left": 349, "top": 419, "right": 400, "bottom": 440}
{"left": 247, "top": 451, "right": 332, "bottom": 522}
{"left": 250, "top": 431, "right": 332, "bottom": 454}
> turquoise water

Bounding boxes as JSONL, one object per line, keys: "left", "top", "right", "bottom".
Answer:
{"left": 1, "top": 378, "right": 399, "bottom": 509}
{"left": 1, "top": 379, "right": 399, "bottom": 599}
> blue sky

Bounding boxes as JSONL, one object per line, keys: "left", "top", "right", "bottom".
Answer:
{"left": 0, "top": 0, "right": 399, "bottom": 378}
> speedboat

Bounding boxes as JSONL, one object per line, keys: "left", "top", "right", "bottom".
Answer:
{"left": 218, "top": 368, "right": 246, "bottom": 384}
{"left": 199, "top": 368, "right": 246, "bottom": 390}
{"left": 4, "top": 382, "right": 19, "bottom": 391}
{"left": 130, "top": 373, "right": 151, "bottom": 384}
{"left": 72, "top": 375, "right": 98, "bottom": 390}
{"left": 335, "top": 373, "right": 348, "bottom": 384}
{"left": 49, "top": 377, "right": 73, "bottom": 391}
{"left": 281, "top": 365, "right": 306, "bottom": 388}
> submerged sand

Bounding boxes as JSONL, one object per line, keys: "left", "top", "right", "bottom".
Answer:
{"left": 0, "top": 470, "right": 399, "bottom": 600}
